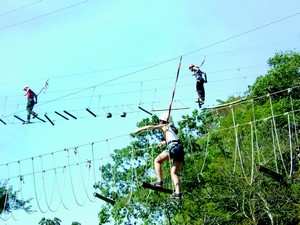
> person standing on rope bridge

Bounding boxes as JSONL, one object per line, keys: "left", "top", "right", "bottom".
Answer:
{"left": 134, "top": 112, "right": 184, "bottom": 200}
{"left": 23, "top": 86, "right": 38, "bottom": 124}
{"left": 189, "top": 64, "right": 207, "bottom": 107}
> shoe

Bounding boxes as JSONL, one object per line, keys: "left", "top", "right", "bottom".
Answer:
{"left": 199, "top": 99, "right": 204, "bottom": 105}
{"left": 33, "top": 113, "right": 38, "bottom": 118}
{"left": 151, "top": 180, "right": 163, "bottom": 188}
{"left": 23, "top": 120, "right": 30, "bottom": 124}
{"left": 170, "top": 192, "right": 182, "bottom": 200}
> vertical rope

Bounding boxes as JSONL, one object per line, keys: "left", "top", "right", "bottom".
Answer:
{"left": 231, "top": 107, "right": 248, "bottom": 183}
{"left": 166, "top": 56, "right": 182, "bottom": 123}
{"left": 289, "top": 90, "right": 299, "bottom": 150}
{"left": 65, "top": 149, "right": 85, "bottom": 206}
{"left": 31, "top": 158, "right": 48, "bottom": 213}
{"left": 250, "top": 122, "right": 255, "bottom": 185}
{"left": 251, "top": 100, "right": 262, "bottom": 165}
{"left": 286, "top": 113, "right": 293, "bottom": 177}
{"left": 270, "top": 119, "right": 279, "bottom": 172}
{"left": 52, "top": 154, "right": 72, "bottom": 210}
{"left": 91, "top": 142, "right": 97, "bottom": 193}
{"left": 199, "top": 133, "right": 210, "bottom": 178}
{"left": 269, "top": 95, "right": 287, "bottom": 175}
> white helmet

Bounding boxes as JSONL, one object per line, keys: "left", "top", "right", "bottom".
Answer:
{"left": 159, "top": 112, "right": 173, "bottom": 123}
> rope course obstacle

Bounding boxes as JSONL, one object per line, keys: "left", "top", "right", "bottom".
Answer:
{"left": 0, "top": 85, "right": 300, "bottom": 221}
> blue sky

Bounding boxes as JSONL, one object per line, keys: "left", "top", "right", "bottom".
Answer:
{"left": 0, "top": 0, "right": 299, "bottom": 224}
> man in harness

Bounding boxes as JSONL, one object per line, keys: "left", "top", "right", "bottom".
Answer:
{"left": 134, "top": 113, "right": 184, "bottom": 200}
{"left": 189, "top": 64, "right": 207, "bottom": 106}
{"left": 23, "top": 86, "right": 38, "bottom": 124}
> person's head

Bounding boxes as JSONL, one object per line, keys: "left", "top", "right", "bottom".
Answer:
{"left": 189, "top": 64, "right": 195, "bottom": 71}
{"left": 159, "top": 112, "right": 173, "bottom": 125}
{"left": 23, "top": 86, "right": 29, "bottom": 91}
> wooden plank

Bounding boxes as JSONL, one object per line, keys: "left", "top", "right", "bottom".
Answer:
{"left": 14, "top": 115, "right": 26, "bottom": 123}
{"left": 93, "top": 192, "right": 115, "bottom": 205}
{"left": 141, "top": 182, "right": 173, "bottom": 194}
{"left": 257, "top": 165, "right": 286, "bottom": 184}
{"left": 35, "top": 116, "right": 46, "bottom": 123}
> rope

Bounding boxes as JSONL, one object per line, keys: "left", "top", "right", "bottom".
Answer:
{"left": 31, "top": 158, "right": 48, "bottom": 213}
{"left": 269, "top": 95, "right": 288, "bottom": 175}
{"left": 286, "top": 113, "right": 293, "bottom": 177}
{"left": 231, "top": 107, "right": 248, "bottom": 183}
{"left": 40, "top": 156, "right": 58, "bottom": 212}
{"left": 250, "top": 122, "right": 255, "bottom": 185}
{"left": 90, "top": 142, "right": 97, "bottom": 193}
{"left": 52, "top": 154, "right": 72, "bottom": 210}
{"left": 270, "top": 119, "right": 279, "bottom": 172}
{"left": 199, "top": 133, "right": 210, "bottom": 179}
{"left": 166, "top": 56, "right": 182, "bottom": 123}
{"left": 36, "top": 79, "right": 49, "bottom": 96}
{"left": 66, "top": 149, "right": 85, "bottom": 206}
{"left": 289, "top": 91, "right": 300, "bottom": 150}
{"left": 251, "top": 100, "right": 262, "bottom": 165}
{"left": 76, "top": 147, "right": 95, "bottom": 202}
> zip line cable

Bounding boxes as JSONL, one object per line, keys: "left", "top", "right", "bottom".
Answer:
{"left": 0, "top": 0, "right": 43, "bottom": 17}
{"left": 181, "top": 12, "right": 300, "bottom": 57}
{"left": 0, "top": 0, "right": 89, "bottom": 32}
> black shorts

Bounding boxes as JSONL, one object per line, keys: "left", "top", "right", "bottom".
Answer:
{"left": 166, "top": 144, "right": 184, "bottom": 163}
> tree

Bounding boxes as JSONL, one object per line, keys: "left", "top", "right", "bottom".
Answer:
{"left": 71, "top": 222, "right": 81, "bottom": 225}
{"left": 38, "top": 217, "right": 61, "bottom": 225}
{"left": 0, "top": 182, "right": 32, "bottom": 215}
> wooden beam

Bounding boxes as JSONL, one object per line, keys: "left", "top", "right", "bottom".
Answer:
{"left": 14, "top": 115, "right": 25, "bottom": 123}
{"left": 34, "top": 116, "right": 46, "bottom": 123}
{"left": 141, "top": 182, "right": 173, "bottom": 194}
{"left": 55, "top": 111, "right": 69, "bottom": 120}
{"left": 64, "top": 110, "right": 77, "bottom": 119}
{"left": 152, "top": 107, "right": 189, "bottom": 112}
{"left": 0, "top": 119, "right": 6, "bottom": 125}
{"left": 138, "top": 106, "right": 153, "bottom": 115}
{"left": 93, "top": 192, "right": 115, "bottom": 205}
{"left": 86, "top": 108, "right": 97, "bottom": 117}
{"left": 44, "top": 114, "right": 55, "bottom": 126}
{"left": 257, "top": 165, "right": 286, "bottom": 184}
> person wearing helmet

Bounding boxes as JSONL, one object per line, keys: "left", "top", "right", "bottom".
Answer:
{"left": 189, "top": 64, "right": 207, "bottom": 106}
{"left": 134, "top": 112, "right": 184, "bottom": 200}
{"left": 23, "top": 86, "right": 38, "bottom": 124}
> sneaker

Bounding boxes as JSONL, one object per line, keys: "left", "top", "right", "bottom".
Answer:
{"left": 23, "top": 120, "right": 30, "bottom": 124}
{"left": 151, "top": 180, "right": 163, "bottom": 188}
{"left": 170, "top": 192, "right": 182, "bottom": 200}
{"left": 33, "top": 113, "right": 38, "bottom": 118}
{"left": 199, "top": 99, "right": 204, "bottom": 105}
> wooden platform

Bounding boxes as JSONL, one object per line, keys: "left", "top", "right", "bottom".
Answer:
{"left": 141, "top": 182, "right": 173, "bottom": 194}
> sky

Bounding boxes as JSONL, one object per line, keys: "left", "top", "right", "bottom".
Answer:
{"left": 0, "top": 0, "right": 299, "bottom": 224}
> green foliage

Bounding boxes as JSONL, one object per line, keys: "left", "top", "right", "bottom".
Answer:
{"left": 38, "top": 217, "right": 61, "bottom": 225}
{"left": 0, "top": 182, "right": 33, "bottom": 215}
{"left": 71, "top": 222, "right": 81, "bottom": 225}
{"left": 96, "top": 51, "right": 300, "bottom": 224}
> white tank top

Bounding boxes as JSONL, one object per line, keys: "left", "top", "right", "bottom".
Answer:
{"left": 165, "top": 126, "right": 178, "bottom": 143}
